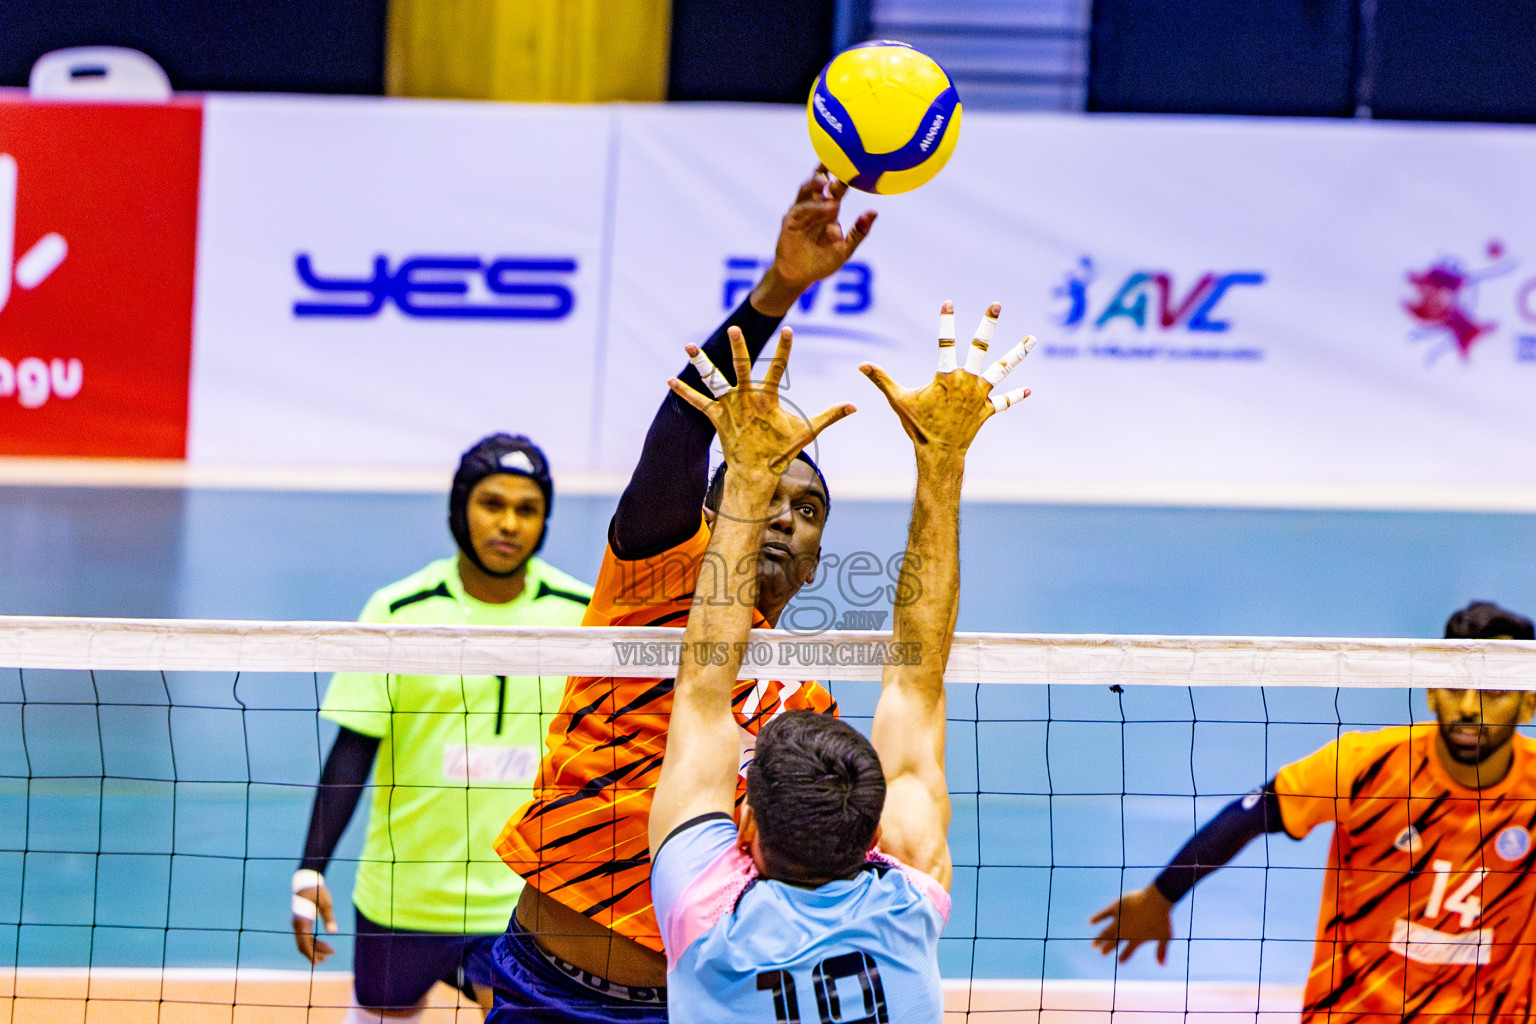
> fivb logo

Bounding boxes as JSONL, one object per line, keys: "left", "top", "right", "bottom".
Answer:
{"left": 0, "top": 153, "right": 82, "bottom": 409}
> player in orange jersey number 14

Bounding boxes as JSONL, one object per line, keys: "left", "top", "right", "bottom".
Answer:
{"left": 1092, "top": 601, "right": 1536, "bottom": 1024}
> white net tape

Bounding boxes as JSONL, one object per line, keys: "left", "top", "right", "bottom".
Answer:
{"left": 0, "top": 615, "right": 1530, "bottom": 688}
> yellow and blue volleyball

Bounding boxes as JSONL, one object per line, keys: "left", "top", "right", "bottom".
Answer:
{"left": 807, "top": 41, "right": 962, "bottom": 195}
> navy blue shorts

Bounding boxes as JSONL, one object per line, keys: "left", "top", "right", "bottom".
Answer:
{"left": 485, "top": 914, "right": 667, "bottom": 1024}
{"left": 352, "top": 906, "right": 501, "bottom": 1010}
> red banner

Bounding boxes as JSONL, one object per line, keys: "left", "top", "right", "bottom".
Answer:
{"left": 0, "top": 98, "right": 201, "bottom": 458}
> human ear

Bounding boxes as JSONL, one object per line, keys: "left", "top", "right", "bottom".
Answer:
{"left": 736, "top": 805, "right": 757, "bottom": 852}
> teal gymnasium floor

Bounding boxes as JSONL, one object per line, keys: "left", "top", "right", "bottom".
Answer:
{"left": 1, "top": 487, "right": 1534, "bottom": 987}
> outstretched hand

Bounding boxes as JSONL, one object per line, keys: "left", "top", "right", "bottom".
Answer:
{"left": 1090, "top": 885, "right": 1174, "bottom": 965}
{"left": 669, "top": 325, "right": 855, "bottom": 482}
{"left": 754, "top": 166, "right": 877, "bottom": 316}
{"left": 860, "top": 301, "right": 1033, "bottom": 460}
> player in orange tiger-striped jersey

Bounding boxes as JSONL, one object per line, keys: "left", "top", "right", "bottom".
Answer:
{"left": 487, "top": 167, "right": 876, "bottom": 1024}
{"left": 1092, "top": 601, "right": 1536, "bottom": 1024}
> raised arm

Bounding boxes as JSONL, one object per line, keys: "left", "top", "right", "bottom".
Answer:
{"left": 860, "top": 302, "right": 1033, "bottom": 889}
{"left": 611, "top": 168, "right": 876, "bottom": 558}
{"left": 648, "top": 326, "right": 856, "bottom": 854}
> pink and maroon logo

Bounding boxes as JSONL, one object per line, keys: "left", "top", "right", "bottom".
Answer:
{"left": 1402, "top": 240, "right": 1536, "bottom": 364}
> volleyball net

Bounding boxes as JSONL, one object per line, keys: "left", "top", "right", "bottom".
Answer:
{"left": 1, "top": 615, "right": 1532, "bottom": 1023}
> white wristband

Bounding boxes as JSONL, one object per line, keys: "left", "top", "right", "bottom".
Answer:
{"left": 292, "top": 869, "right": 324, "bottom": 922}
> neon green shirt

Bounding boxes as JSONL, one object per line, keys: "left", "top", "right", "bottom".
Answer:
{"left": 321, "top": 555, "right": 591, "bottom": 933}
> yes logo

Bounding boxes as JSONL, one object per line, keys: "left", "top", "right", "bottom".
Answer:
{"left": 0, "top": 154, "right": 81, "bottom": 409}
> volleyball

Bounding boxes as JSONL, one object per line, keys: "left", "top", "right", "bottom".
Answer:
{"left": 807, "top": 40, "right": 962, "bottom": 195}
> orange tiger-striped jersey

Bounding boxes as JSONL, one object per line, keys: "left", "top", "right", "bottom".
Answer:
{"left": 1275, "top": 724, "right": 1536, "bottom": 1024}
{"left": 494, "top": 518, "right": 837, "bottom": 951}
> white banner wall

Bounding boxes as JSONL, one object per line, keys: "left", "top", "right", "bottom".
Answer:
{"left": 188, "top": 98, "right": 1536, "bottom": 506}
{"left": 601, "top": 107, "right": 1536, "bottom": 503}
{"left": 190, "top": 95, "right": 614, "bottom": 472}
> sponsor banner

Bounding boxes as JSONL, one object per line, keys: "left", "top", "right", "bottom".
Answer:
{"left": 0, "top": 99, "right": 201, "bottom": 458}
{"left": 188, "top": 95, "right": 613, "bottom": 471}
{"left": 7, "top": 94, "right": 1511, "bottom": 497}
{"left": 601, "top": 107, "right": 1536, "bottom": 496}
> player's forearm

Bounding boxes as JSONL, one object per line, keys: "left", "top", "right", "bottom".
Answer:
{"left": 892, "top": 451, "right": 965, "bottom": 687}
{"left": 1153, "top": 783, "right": 1285, "bottom": 903}
{"left": 299, "top": 727, "right": 378, "bottom": 873}
{"left": 870, "top": 451, "right": 962, "bottom": 781}
{"left": 612, "top": 298, "right": 785, "bottom": 558}
{"left": 675, "top": 470, "right": 777, "bottom": 714}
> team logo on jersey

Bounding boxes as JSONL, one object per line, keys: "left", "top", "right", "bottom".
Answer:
{"left": 1495, "top": 825, "right": 1530, "bottom": 861}
{"left": 1394, "top": 825, "right": 1424, "bottom": 854}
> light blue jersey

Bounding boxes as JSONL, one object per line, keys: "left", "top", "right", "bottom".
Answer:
{"left": 652, "top": 813, "right": 949, "bottom": 1024}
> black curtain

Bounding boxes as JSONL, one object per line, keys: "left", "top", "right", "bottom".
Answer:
{"left": 0, "top": 0, "right": 387, "bottom": 94}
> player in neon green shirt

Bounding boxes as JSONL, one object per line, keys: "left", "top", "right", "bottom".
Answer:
{"left": 291, "top": 435, "right": 592, "bottom": 1023}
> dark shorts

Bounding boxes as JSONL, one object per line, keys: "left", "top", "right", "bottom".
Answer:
{"left": 352, "top": 906, "right": 501, "bottom": 1010}
{"left": 485, "top": 914, "right": 667, "bottom": 1024}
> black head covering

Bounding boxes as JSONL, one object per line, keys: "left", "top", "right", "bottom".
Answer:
{"left": 449, "top": 434, "right": 554, "bottom": 577}
{"left": 1444, "top": 601, "right": 1535, "bottom": 640}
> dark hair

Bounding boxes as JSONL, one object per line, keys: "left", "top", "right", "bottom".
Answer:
{"left": 1445, "top": 601, "right": 1535, "bottom": 640}
{"left": 449, "top": 433, "right": 553, "bottom": 575}
{"left": 746, "top": 711, "right": 885, "bottom": 880}
{"left": 704, "top": 452, "right": 831, "bottom": 516}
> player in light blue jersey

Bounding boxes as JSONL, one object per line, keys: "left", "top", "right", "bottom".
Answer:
{"left": 648, "top": 304, "right": 1032, "bottom": 1024}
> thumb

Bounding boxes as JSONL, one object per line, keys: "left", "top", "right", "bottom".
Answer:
{"left": 806, "top": 402, "right": 857, "bottom": 440}
{"left": 859, "top": 362, "right": 900, "bottom": 400}
{"left": 318, "top": 886, "right": 337, "bottom": 934}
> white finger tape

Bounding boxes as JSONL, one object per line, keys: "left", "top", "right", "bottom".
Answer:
{"left": 990, "top": 387, "right": 1029, "bottom": 413}
{"left": 981, "top": 336, "right": 1036, "bottom": 385}
{"left": 688, "top": 349, "right": 731, "bottom": 397}
{"left": 292, "top": 894, "right": 318, "bottom": 922}
{"left": 938, "top": 309, "right": 957, "bottom": 373}
{"left": 963, "top": 312, "right": 998, "bottom": 375}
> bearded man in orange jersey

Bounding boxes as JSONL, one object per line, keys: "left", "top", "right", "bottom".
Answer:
{"left": 486, "top": 167, "right": 875, "bottom": 1024}
{"left": 1093, "top": 601, "right": 1536, "bottom": 1024}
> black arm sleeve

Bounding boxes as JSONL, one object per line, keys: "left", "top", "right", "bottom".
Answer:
{"left": 610, "top": 295, "right": 787, "bottom": 559}
{"left": 299, "top": 727, "right": 380, "bottom": 875}
{"left": 1152, "top": 782, "right": 1286, "bottom": 904}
